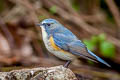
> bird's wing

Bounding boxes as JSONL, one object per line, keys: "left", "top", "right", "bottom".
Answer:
{"left": 53, "top": 33, "right": 111, "bottom": 67}
{"left": 53, "top": 33, "right": 97, "bottom": 61}
{"left": 67, "top": 40, "right": 98, "bottom": 61}
{"left": 53, "top": 33, "right": 78, "bottom": 51}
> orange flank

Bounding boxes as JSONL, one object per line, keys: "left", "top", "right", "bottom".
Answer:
{"left": 49, "top": 36, "right": 60, "bottom": 50}
{"left": 49, "top": 36, "right": 76, "bottom": 60}
{"left": 49, "top": 36, "right": 67, "bottom": 53}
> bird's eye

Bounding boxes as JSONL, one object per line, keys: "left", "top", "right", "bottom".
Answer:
{"left": 42, "top": 23, "right": 45, "bottom": 25}
{"left": 47, "top": 23, "right": 51, "bottom": 26}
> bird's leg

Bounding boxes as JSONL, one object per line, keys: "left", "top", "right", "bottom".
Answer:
{"left": 64, "top": 60, "right": 71, "bottom": 68}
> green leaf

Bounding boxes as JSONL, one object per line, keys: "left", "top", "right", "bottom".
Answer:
{"left": 98, "top": 33, "right": 106, "bottom": 42}
{"left": 100, "top": 41, "right": 115, "bottom": 58}
{"left": 83, "top": 36, "right": 98, "bottom": 51}
{"left": 49, "top": 6, "right": 57, "bottom": 14}
{"left": 38, "top": 16, "right": 47, "bottom": 21}
{"left": 87, "top": 60, "right": 94, "bottom": 65}
{"left": 83, "top": 40, "right": 95, "bottom": 51}
{"left": 71, "top": 0, "right": 80, "bottom": 11}
{"left": 0, "top": 0, "right": 5, "bottom": 12}
{"left": 91, "top": 36, "right": 98, "bottom": 45}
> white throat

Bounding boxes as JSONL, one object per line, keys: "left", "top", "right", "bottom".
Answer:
{"left": 41, "top": 26, "right": 48, "bottom": 42}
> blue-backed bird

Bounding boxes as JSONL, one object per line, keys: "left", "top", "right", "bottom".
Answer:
{"left": 37, "top": 18, "right": 110, "bottom": 67}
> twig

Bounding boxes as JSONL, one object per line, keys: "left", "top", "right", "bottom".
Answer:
{"left": 105, "top": 0, "right": 120, "bottom": 38}
{"left": 0, "top": 17, "right": 16, "bottom": 49}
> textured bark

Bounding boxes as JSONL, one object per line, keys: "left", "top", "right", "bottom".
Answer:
{"left": 0, "top": 65, "right": 77, "bottom": 80}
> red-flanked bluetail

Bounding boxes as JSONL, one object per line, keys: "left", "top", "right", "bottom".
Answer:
{"left": 37, "top": 19, "right": 111, "bottom": 67}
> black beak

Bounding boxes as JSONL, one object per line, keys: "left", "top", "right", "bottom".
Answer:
{"left": 36, "top": 23, "right": 43, "bottom": 27}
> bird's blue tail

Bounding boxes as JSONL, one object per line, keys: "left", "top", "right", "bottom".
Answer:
{"left": 87, "top": 50, "right": 111, "bottom": 67}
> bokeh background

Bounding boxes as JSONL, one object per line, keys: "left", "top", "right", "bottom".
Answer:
{"left": 0, "top": 0, "right": 120, "bottom": 79}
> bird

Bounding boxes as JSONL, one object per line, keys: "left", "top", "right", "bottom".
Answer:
{"left": 37, "top": 18, "right": 111, "bottom": 67}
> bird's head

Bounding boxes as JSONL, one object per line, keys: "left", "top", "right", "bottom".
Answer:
{"left": 37, "top": 19, "right": 61, "bottom": 30}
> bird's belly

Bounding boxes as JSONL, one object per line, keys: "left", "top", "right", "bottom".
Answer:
{"left": 47, "top": 44, "right": 76, "bottom": 60}
{"left": 46, "top": 44, "right": 76, "bottom": 60}
{"left": 43, "top": 37, "right": 76, "bottom": 60}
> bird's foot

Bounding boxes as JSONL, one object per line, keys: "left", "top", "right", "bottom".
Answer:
{"left": 63, "top": 60, "right": 71, "bottom": 68}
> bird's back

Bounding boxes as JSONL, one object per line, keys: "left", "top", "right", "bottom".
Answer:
{"left": 52, "top": 24, "right": 78, "bottom": 41}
